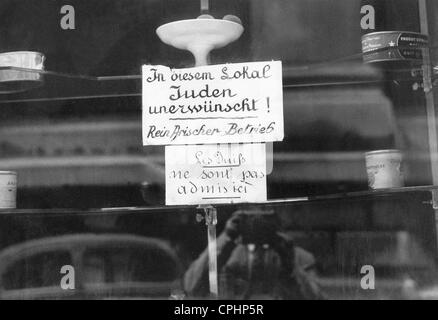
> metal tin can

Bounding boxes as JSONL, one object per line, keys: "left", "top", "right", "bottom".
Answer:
{"left": 0, "top": 171, "right": 17, "bottom": 209}
{"left": 365, "top": 150, "right": 404, "bottom": 190}
{"left": 0, "top": 51, "right": 45, "bottom": 94}
{"left": 361, "top": 31, "right": 428, "bottom": 64}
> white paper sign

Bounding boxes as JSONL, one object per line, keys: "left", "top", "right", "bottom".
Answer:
{"left": 143, "top": 61, "right": 284, "bottom": 145}
{"left": 165, "top": 143, "right": 267, "bottom": 205}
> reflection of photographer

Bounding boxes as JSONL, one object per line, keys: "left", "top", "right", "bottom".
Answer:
{"left": 184, "top": 209, "right": 324, "bottom": 299}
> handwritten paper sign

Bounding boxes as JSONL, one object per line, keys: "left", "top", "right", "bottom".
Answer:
{"left": 142, "top": 61, "right": 284, "bottom": 145}
{"left": 165, "top": 143, "right": 267, "bottom": 205}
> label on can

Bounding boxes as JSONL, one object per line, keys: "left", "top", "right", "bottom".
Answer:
{"left": 362, "top": 47, "right": 423, "bottom": 64}
{"left": 0, "top": 172, "right": 17, "bottom": 209}
{"left": 365, "top": 150, "right": 404, "bottom": 190}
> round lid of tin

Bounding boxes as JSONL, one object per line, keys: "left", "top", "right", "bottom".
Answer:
{"left": 365, "top": 149, "right": 402, "bottom": 156}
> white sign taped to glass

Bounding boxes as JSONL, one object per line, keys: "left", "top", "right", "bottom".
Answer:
{"left": 142, "top": 61, "right": 284, "bottom": 145}
{"left": 166, "top": 143, "right": 267, "bottom": 205}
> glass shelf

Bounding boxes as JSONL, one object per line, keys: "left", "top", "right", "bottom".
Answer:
{"left": 0, "top": 45, "right": 436, "bottom": 104}
{"left": 1, "top": 185, "right": 436, "bottom": 218}
{"left": 0, "top": 66, "right": 141, "bottom": 104}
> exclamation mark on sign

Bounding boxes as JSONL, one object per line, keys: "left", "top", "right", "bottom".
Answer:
{"left": 266, "top": 97, "right": 270, "bottom": 113}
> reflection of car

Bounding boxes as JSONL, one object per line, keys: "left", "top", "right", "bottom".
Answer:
{"left": 0, "top": 234, "right": 182, "bottom": 300}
